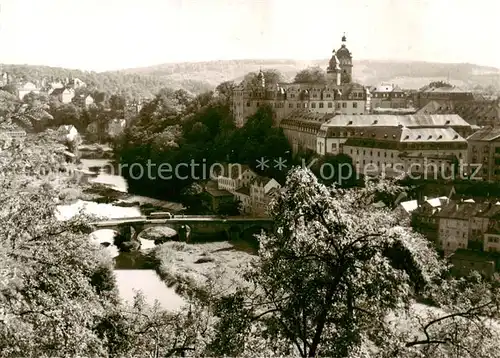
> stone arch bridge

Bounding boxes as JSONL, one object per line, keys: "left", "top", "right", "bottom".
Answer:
{"left": 91, "top": 215, "right": 273, "bottom": 242}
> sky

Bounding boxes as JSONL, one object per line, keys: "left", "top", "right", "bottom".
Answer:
{"left": 0, "top": 0, "right": 499, "bottom": 72}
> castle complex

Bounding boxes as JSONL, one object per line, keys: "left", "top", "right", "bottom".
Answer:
{"left": 232, "top": 35, "right": 370, "bottom": 127}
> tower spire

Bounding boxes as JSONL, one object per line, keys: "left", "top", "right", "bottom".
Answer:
{"left": 341, "top": 32, "right": 346, "bottom": 44}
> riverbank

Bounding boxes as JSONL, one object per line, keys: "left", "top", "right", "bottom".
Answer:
{"left": 151, "top": 241, "right": 256, "bottom": 296}
{"left": 79, "top": 143, "right": 114, "bottom": 159}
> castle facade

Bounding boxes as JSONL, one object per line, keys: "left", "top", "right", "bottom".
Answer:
{"left": 232, "top": 35, "right": 370, "bottom": 127}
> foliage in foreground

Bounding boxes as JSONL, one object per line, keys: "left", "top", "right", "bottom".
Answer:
{"left": 205, "top": 167, "right": 500, "bottom": 357}
{"left": 3, "top": 92, "right": 500, "bottom": 357}
{"left": 0, "top": 106, "right": 211, "bottom": 357}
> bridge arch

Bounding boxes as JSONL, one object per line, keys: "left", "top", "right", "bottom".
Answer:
{"left": 240, "top": 225, "right": 269, "bottom": 249}
{"left": 89, "top": 229, "right": 120, "bottom": 258}
{"left": 138, "top": 226, "right": 179, "bottom": 245}
{"left": 225, "top": 225, "right": 242, "bottom": 241}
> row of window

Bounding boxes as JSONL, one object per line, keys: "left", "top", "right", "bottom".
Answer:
{"left": 240, "top": 100, "right": 363, "bottom": 109}
{"left": 349, "top": 149, "right": 396, "bottom": 158}
{"left": 372, "top": 93, "right": 404, "bottom": 98}
{"left": 310, "top": 102, "right": 358, "bottom": 109}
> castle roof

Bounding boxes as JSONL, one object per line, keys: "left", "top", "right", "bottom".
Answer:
{"left": 467, "top": 127, "right": 500, "bottom": 142}
{"left": 320, "top": 114, "right": 470, "bottom": 129}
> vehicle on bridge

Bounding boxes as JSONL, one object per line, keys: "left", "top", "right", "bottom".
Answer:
{"left": 148, "top": 211, "right": 173, "bottom": 219}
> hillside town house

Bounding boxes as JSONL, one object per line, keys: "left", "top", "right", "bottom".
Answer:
{"left": 17, "top": 81, "right": 40, "bottom": 100}
{"left": 436, "top": 200, "right": 500, "bottom": 254}
{"left": 466, "top": 127, "right": 500, "bottom": 182}
{"left": 57, "top": 125, "right": 79, "bottom": 143}
{"left": 402, "top": 196, "right": 450, "bottom": 243}
{"left": 404, "top": 198, "right": 500, "bottom": 277}
{"left": 249, "top": 176, "right": 281, "bottom": 216}
{"left": 50, "top": 87, "right": 75, "bottom": 104}
{"left": 73, "top": 94, "right": 95, "bottom": 108}
{"left": 209, "top": 163, "right": 280, "bottom": 216}
{"left": 107, "top": 119, "right": 127, "bottom": 138}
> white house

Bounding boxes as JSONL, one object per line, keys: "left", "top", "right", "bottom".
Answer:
{"left": 18, "top": 82, "right": 40, "bottom": 100}
{"left": 84, "top": 95, "right": 94, "bottom": 107}
{"left": 234, "top": 186, "right": 252, "bottom": 214}
{"left": 72, "top": 78, "right": 86, "bottom": 89}
{"left": 57, "top": 125, "right": 79, "bottom": 143}
{"left": 51, "top": 87, "right": 75, "bottom": 104}
{"left": 214, "top": 163, "right": 257, "bottom": 192}
{"left": 108, "top": 118, "right": 127, "bottom": 138}
{"left": 250, "top": 176, "right": 281, "bottom": 217}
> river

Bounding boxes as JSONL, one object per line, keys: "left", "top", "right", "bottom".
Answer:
{"left": 59, "top": 158, "right": 187, "bottom": 311}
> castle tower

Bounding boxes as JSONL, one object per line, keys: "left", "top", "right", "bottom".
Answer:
{"left": 257, "top": 68, "right": 265, "bottom": 88}
{"left": 326, "top": 51, "right": 341, "bottom": 86}
{"left": 335, "top": 33, "right": 353, "bottom": 84}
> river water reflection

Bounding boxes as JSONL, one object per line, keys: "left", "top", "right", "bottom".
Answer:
{"left": 63, "top": 159, "right": 186, "bottom": 310}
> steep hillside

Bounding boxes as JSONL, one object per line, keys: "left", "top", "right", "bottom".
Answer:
{"left": 3, "top": 59, "right": 500, "bottom": 97}
{"left": 119, "top": 59, "right": 500, "bottom": 90}
{"left": 0, "top": 64, "right": 213, "bottom": 98}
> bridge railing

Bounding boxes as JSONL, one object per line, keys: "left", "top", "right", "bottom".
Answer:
{"left": 92, "top": 215, "right": 273, "bottom": 226}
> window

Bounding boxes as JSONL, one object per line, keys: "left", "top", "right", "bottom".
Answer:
{"left": 353, "top": 102, "right": 358, "bottom": 108}
{"left": 319, "top": 102, "right": 324, "bottom": 108}
{"left": 289, "top": 103, "right": 293, "bottom": 108}
{"left": 311, "top": 103, "right": 316, "bottom": 108}
{"left": 331, "top": 143, "right": 337, "bottom": 151}
{"left": 342, "top": 102, "right": 347, "bottom": 108}
{"left": 336, "top": 103, "right": 341, "bottom": 109}
{"left": 328, "top": 102, "right": 333, "bottom": 108}
{"left": 296, "top": 103, "right": 301, "bottom": 108}
{"left": 246, "top": 102, "right": 250, "bottom": 107}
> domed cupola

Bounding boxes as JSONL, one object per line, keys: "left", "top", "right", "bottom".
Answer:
{"left": 336, "top": 33, "right": 352, "bottom": 59}
{"left": 336, "top": 33, "right": 353, "bottom": 84}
